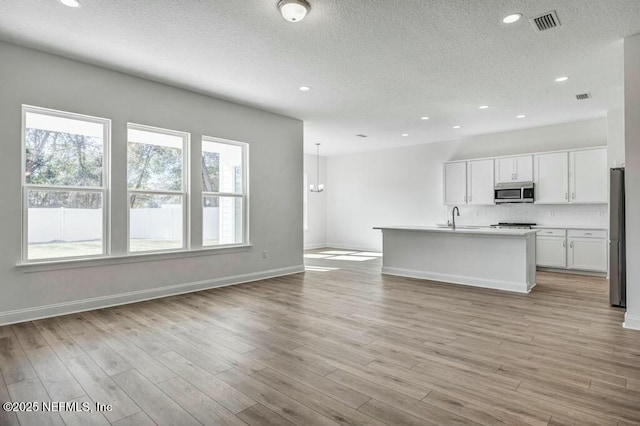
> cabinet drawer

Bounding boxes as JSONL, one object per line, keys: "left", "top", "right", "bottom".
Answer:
{"left": 567, "top": 229, "right": 607, "bottom": 239}
{"left": 535, "top": 229, "right": 566, "bottom": 237}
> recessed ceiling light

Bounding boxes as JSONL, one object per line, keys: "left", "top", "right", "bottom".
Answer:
{"left": 278, "top": 0, "right": 311, "bottom": 22}
{"left": 59, "top": 0, "right": 81, "bottom": 7}
{"left": 453, "top": 125, "right": 461, "bottom": 129}
{"left": 402, "top": 133, "right": 409, "bottom": 137}
{"left": 478, "top": 105, "right": 489, "bottom": 109}
{"left": 517, "top": 114, "right": 526, "bottom": 118}
{"left": 555, "top": 76, "right": 570, "bottom": 82}
{"left": 299, "top": 86, "right": 310, "bottom": 91}
{"left": 502, "top": 13, "right": 522, "bottom": 24}
{"left": 421, "top": 116, "right": 430, "bottom": 120}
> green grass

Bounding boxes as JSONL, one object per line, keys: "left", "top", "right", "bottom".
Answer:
{"left": 27, "top": 239, "right": 196, "bottom": 260}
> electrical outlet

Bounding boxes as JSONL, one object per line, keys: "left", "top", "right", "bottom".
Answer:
{"left": 262, "top": 250, "right": 268, "bottom": 259}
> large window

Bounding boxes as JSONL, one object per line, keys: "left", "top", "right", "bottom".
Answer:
{"left": 22, "top": 106, "right": 109, "bottom": 261}
{"left": 21, "top": 106, "right": 250, "bottom": 264}
{"left": 127, "top": 124, "right": 189, "bottom": 253}
{"left": 202, "top": 137, "right": 248, "bottom": 246}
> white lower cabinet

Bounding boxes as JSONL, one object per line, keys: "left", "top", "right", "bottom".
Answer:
{"left": 536, "top": 236, "right": 567, "bottom": 268}
{"left": 568, "top": 237, "right": 607, "bottom": 272}
{"left": 536, "top": 228, "right": 607, "bottom": 273}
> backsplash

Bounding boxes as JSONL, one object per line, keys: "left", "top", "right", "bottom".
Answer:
{"left": 444, "top": 204, "right": 608, "bottom": 229}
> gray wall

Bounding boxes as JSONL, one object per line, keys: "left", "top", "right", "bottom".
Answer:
{"left": 624, "top": 33, "right": 640, "bottom": 330}
{"left": 0, "top": 42, "right": 304, "bottom": 324}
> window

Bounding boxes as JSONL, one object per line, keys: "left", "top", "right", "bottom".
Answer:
{"left": 202, "top": 137, "right": 248, "bottom": 246}
{"left": 22, "top": 106, "right": 110, "bottom": 261}
{"left": 127, "top": 124, "right": 189, "bottom": 253}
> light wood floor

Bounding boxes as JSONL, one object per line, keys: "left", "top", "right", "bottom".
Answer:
{"left": 1, "top": 250, "right": 639, "bottom": 426}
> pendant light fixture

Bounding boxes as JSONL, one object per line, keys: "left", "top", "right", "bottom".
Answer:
{"left": 278, "top": 0, "right": 311, "bottom": 22}
{"left": 309, "top": 143, "right": 324, "bottom": 193}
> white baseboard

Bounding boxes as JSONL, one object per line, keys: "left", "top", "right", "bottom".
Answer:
{"left": 382, "top": 266, "right": 534, "bottom": 294}
{"left": 325, "top": 243, "right": 380, "bottom": 252}
{"left": 537, "top": 267, "right": 607, "bottom": 277}
{"left": 0, "top": 265, "right": 305, "bottom": 326}
{"left": 623, "top": 312, "right": 640, "bottom": 331}
{"left": 304, "top": 243, "right": 328, "bottom": 250}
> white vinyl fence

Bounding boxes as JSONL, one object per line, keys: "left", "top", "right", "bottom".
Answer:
{"left": 28, "top": 207, "right": 221, "bottom": 243}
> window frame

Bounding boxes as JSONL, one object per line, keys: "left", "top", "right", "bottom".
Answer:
{"left": 126, "top": 123, "right": 190, "bottom": 254}
{"left": 201, "top": 135, "right": 249, "bottom": 247}
{"left": 21, "top": 105, "right": 111, "bottom": 263}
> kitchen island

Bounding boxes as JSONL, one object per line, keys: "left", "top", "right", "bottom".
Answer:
{"left": 374, "top": 226, "right": 537, "bottom": 293}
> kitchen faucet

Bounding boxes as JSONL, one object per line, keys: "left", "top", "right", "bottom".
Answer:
{"left": 451, "top": 206, "right": 460, "bottom": 230}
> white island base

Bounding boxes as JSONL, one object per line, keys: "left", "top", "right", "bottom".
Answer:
{"left": 374, "top": 226, "right": 537, "bottom": 293}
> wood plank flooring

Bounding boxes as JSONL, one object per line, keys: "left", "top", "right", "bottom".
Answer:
{"left": 1, "top": 249, "right": 639, "bottom": 425}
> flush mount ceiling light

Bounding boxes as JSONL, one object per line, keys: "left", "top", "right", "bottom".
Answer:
{"left": 478, "top": 105, "right": 489, "bottom": 109}
{"left": 59, "top": 0, "right": 81, "bottom": 7}
{"left": 402, "top": 133, "right": 409, "bottom": 137}
{"left": 453, "top": 125, "right": 461, "bottom": 129}
{"left": 502, "top": 13, "right": 522, "bottom": 24}
{"left": 517, "top": 114, "right": 527, "bottom": 118}
{"left": 421, "top": 116, "right": 430, "bottom": 120}
{"left": 299, "top": 86, "right": 310, "bottom": 91}
{"left": 278, "top": 0, "right": 310, "bottom": 22}
{"left": 555, "top": 76, "right": 570, "bottom": 82}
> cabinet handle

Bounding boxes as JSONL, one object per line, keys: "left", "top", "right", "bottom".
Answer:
{"left": 585, "top": 232, "right": 592, "bottom": 235}
{"left": 570, "top": 241, "right": 574, "bottom": 248}
{"left": 572, "top": 193, "right": 576, "bottom": 199}
{"left": 469, "top": 196, "right": 472, "bottom": 202}
{"left": 565, "top": 193, "right": 568, "bottom": 200}
{"left": 464, "top": 195, "right": 467, "bottom": 203}
{"left": 563, "top": 241, "right": 566, "bottom": 247}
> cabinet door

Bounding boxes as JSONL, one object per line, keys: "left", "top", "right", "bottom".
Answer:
{"left": 570, "top": 148, "right": 607, "bottom": 203}
{"left": 514, "top": 155, "right": 533, "bottom": 181}
{"left": 495, "top": 158, "right": 515, "bottom": 183}
{"left": 467, "top": 159, "right": 494, "bottom": 205}
{"left": 536, "top": 236, "right": 567, "bottom": 268}
{"left": 443, "top": 162, "right": 467, "bottom": 205}
{"left": 534, "top": 152, "right": 569, "bottom": 203}
{"left": 568, "top": 237, "right": 607, "bottom": 271}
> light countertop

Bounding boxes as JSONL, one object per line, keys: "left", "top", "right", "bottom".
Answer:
{"left": 373, "top": 225, "right": 538, "bottom": 236}
{"left": 532, "top": 225, "right": 607, "bottom": 230}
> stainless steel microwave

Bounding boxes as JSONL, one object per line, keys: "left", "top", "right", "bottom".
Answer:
{"left": 494, "top": 182, "right": 534, "bottom": 203}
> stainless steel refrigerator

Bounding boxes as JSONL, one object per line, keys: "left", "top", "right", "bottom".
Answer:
{"left": 609, "top": 168, "right": 626, "bottom": 307}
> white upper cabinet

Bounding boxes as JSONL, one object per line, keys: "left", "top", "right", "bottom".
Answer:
{"left": 443, "top": 161, "right": 467, "bottom": 205}
{"left": 514, "top": 155, "right": 533, "bottom": 182}
{"left": 495, "top": 155, "right": 533, "bottom": 183}
{"left": 467, "top": 159, "right": 494, "bottom": 205}
{"left": 495, "top": 157, "right": 515, "bottom": 183}
{"left": 569, "top": 148, "right": 607, "bottom": 203}
{"left": 444, "top": 147, "right": 606, "bottom": 206}
{"left": 534, "top": 152, "right": 569, "bottom": 203}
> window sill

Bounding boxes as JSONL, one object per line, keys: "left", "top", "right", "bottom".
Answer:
{"left": 16, "top": 244, "right": 253, "bottom": 273}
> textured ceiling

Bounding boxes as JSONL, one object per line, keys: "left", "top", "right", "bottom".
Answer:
{"left": 1, "top": 0, "right": 639, "bottom": 156}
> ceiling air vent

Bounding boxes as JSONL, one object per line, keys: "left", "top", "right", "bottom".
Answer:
{"left": 576, "top": 92, "right": 592, "bottom": 100}
{"left": 355, "top": 134, "right": 368, "bottom": 138}
{"left": 531, "top": 10, "right": 560, "bottom": 31}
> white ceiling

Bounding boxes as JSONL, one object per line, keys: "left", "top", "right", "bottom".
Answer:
{"left": 1, "top": 1, "right": 639, "bottom": 156}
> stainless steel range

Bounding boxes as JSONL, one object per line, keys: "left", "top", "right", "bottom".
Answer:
{"left": 490, "top": 222, "right": 536, "bottom": 229}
